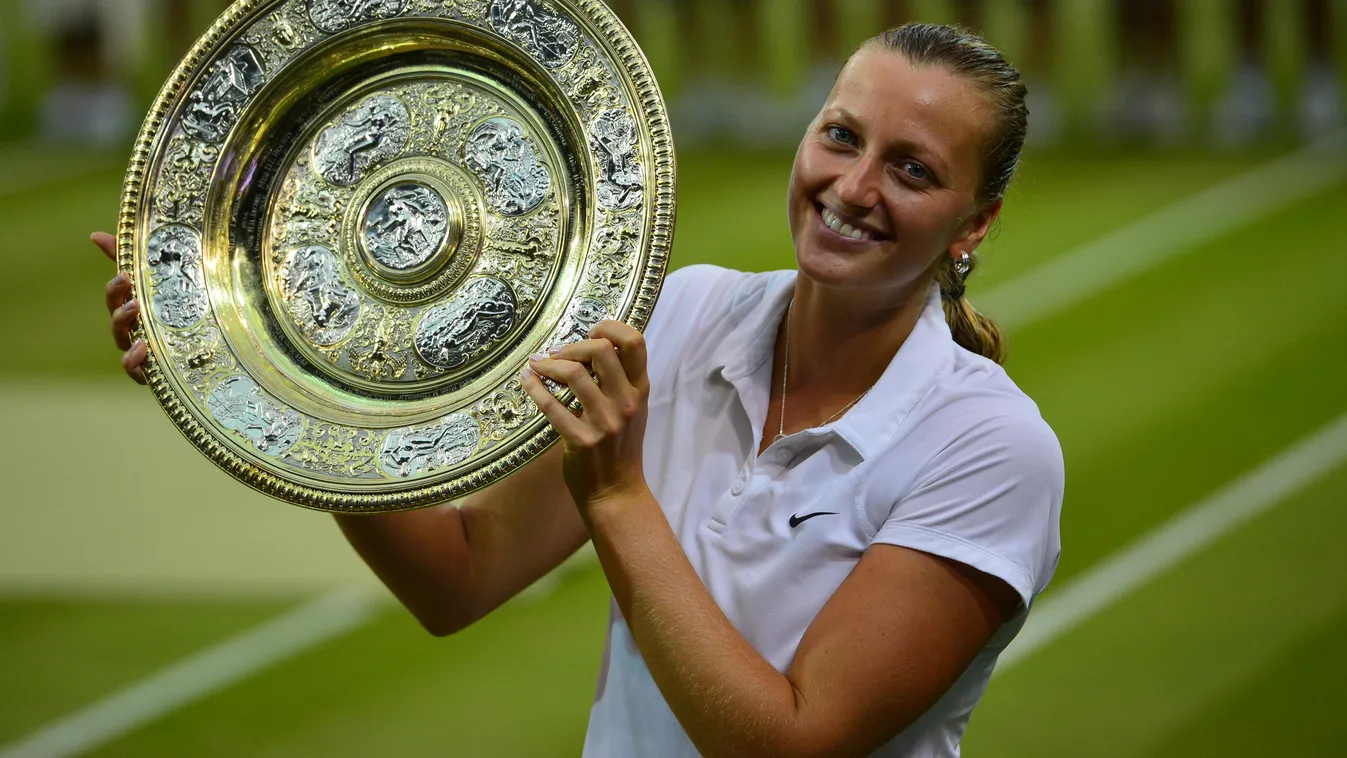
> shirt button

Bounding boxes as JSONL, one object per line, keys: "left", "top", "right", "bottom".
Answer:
{"left": 775, "top": 448, "right": 793, "bottom": 464}
{"left": 730, "top": 482, "right": 745, "bottom": 496}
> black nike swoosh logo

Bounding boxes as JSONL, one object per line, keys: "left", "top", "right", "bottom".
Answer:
{"left": 789, "top": 512, "right": 838, "bottom": 528}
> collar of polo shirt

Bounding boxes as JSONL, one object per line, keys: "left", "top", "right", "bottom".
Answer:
{"left": 703, "top": 273, "right": 955, "bottom": 461}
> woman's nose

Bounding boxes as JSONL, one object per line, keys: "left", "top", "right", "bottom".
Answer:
{"left": 833, "top": 155, "right": 881, "bottom": 210}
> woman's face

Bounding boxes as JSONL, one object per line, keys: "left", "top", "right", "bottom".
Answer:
{"left": 788, "top": 47, "right": 1000, "bottom": 300}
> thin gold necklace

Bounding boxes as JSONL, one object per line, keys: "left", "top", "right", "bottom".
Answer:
{"left": 774, "top": 299, "right": 871, "bottom": 443}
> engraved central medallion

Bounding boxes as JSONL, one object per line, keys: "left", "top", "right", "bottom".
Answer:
{"left": 362, "top": 182, "right": 454, "bottom": 274}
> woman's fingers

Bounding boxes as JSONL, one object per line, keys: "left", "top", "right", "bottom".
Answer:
{"left": 91, "top": 232, "right": 117, "bottom": 261}
{"left": 123, "top": 340, "right": 148, "bottom": 385}
{"left": 519, "top": 368, "right": 596, "bottom": 447}
{"left": 529, "top": 355, "right": 611, "bottom": 419}
{"left": 94, "top": 232, "right": 147, "bottom": 386}
{"left": 111, "top": 298, "right": 140, "bottom": 350}
{"left": 104, "top": 273, "right": 130, "bottom": 316}
{"left": 550, "top": 339, "right": 627, "bottom": 392}
{"left": 590, "top": 321, "right": 648, "bottom": 389}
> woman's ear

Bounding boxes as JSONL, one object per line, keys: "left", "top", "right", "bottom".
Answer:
{"left": 950, "top": 199, "right": 1002, "bottom": 257}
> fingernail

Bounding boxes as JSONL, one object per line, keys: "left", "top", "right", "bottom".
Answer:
{"left": 134, "top": 339, "right": 146, "bottom": 351}
{"left": 519, "top": 366, "right": 534, "bottom": 382}
{"left": 547, "top": 346, "right": 564, "bottom": 357}
{"left": 529, "top": 352, "right": 549, "bottom": 364}
{"left": 125, "top": 299, "right": 139, "bottom": 313}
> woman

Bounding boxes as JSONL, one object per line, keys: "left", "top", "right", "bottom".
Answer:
{"left": 95, "top": 23, "right": 1063, "bottom": 758}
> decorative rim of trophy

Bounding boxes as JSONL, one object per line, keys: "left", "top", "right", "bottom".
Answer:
{"left": 117, "top": 0, "right": 675, "bottom": 513}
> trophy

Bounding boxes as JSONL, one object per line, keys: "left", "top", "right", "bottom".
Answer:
{"left": 117, "top": 0, "right": 675, "bottom": 512}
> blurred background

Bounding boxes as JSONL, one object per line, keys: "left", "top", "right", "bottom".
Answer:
{"left": 1, "top": 0, "right": 1345, "bottom": 756}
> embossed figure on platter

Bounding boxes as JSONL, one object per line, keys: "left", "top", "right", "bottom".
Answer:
{"left": 288, "top": 423, "right": 383, "bottom": 478}
{"left": 307, "top": 0, "right": 408, "bottom": 33}
{"left": 463, "top": 117, "right": 551, "bottom": 216}
{"left": 557, "top": 297, "right": 608, "bottom": 345}
{"left": 344, "top": 302, "right": 415, "bottom": 381}
{"left": 591, "top": 109, "right": 643, "bottom": 211}
{"left": 477, "top": 380, "right": 537, "bottom": 441}
{"left": 153, "top": 137, "right": 219, "bottom": 226}
{"left": 279, "top": 245, "right": 362, "bottom": 345}
{"left": 146, "top": 225, "right": 209, "bottom": 329}
{"left": 182, "top": 46, "right": 265, "bottom": 143}
{"left": 164, "top": 325, "right": 237, "bottom": 399}
{"left": 489, "top": 0, "right": 580, "bottom": 68}
{"left": 363, "top": 183, "right": 450, "bottom": 271}
{"left": 415, "top": 276, "right": 518, "bottom": 369}
{"left": 380, "top": 413, "right": 481, "bottom": 478}
{"left": 313, "top": 94, "right": 412, "bottom": 186}
{"left": 208, "top": 377, "right": 303, "bottom": 456}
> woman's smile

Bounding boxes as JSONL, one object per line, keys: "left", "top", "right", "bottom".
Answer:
{"left": 816, "top": 204, "right": 886, "bottom": 244}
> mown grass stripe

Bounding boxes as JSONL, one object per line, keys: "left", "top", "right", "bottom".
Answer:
{"left": 998, "top": 411, "right": 1347, "bottom": 674}
{"left": 981, "top": 131, "right": 1347, "bottom": 331}
{"left": 0, "top": 589, "right": 379, "bottom": 758}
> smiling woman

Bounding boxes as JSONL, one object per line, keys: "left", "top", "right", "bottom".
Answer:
{"left": 94, "top": 21, "right": 1062, "bottom": 758}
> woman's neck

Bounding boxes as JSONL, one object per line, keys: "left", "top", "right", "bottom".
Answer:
{"left": 781, "top": 275, "right": 932, "bottom": 395}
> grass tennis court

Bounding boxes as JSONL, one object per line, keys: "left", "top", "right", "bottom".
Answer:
{"left": 2, "top": 140, "right": 1346, "bottom": 756}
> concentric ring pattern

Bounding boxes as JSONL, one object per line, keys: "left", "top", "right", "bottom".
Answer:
{"left": 118, "top": 0, "right": 675, "bottom": 512}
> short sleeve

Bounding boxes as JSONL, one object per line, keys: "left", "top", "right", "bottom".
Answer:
{"left": 872, "top": 412, "right": 1065, "bottom": 608}
{"left": 640, "top": 264, "right": 750, "bottom": 394}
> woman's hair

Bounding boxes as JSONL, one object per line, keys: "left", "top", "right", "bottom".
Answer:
{"left": 866, "top": 23, "right": 1028, "bottom": 366}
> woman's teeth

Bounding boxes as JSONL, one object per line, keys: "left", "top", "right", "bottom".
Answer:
{"left": 820, "top": 207, "right": 874, "bottom": 241}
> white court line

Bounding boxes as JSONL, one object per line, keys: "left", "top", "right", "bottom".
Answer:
{"left": 997, "top": 411, "right": 1347, "bottom": 674}
{"left": 981, "top": 129, "right": 1347, "bottom": 331}
{"left": 0, "top": 588, "right": 381, "bottom": 758}
{"left": 5, "top": 137, "right": 1346, "bottom": 758}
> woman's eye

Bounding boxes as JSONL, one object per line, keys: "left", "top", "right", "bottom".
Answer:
{"left": 902, "top": 161, "right": 931, "bottom": 182}
{"left": 826, "top": 126, "right": 855, "bottom": 144}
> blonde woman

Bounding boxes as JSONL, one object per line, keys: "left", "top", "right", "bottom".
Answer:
{"left": 96, "top": 23, "right": 1063, "bottom": 758}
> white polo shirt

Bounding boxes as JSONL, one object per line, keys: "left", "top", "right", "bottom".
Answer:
{"left": 582, "top": 265, "right": 1064, "bottom": 757}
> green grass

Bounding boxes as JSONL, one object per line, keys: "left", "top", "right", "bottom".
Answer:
{"left": 0, "top": 598, "right": 291, "bottom": 745}
{"left": 2, "top": 143, "right": 1346, "bottom": 756}
{"left": 966, "top": 463, "right": 1347, "bottom": 758}
{"left": 89, "top": 571, "right": 610, "bottom": 758}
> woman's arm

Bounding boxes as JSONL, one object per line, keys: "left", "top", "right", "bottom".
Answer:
{"left": 93, "top": 232, "right": 589, "bottom": 637}
{"left": 583, "top": 495, "right": 1015, "bottom": 757}
{"left": 524, "top": 322, "right": 1019, "bottom": 758}
{"left": 335, "top": 446, "right": 588, "bottom": 637}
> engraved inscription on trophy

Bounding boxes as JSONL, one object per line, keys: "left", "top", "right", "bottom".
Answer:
{"left": 591, "top": 109, "right": 643, "bottom": 211}
{"left": 307, "top": 0, "right": 408, "bottom": 34}
{"left": 415, "top": 277, "right": 518, "bottom": 369}
{"left": 279, "top": 245, "right": 362, "bottom": 346}
{"left": 147, "top": 225, "right": 209, "bottom": 329}
{"left": 557, "top": 296, "right": 608, "bottom": 344}
{"left": 489, "top": 0, "right": 580, "bottom": 68}
{"left": 208, "top": 377, "right": 303, "bottom": 456}
{"left": 182, "top": 45, "right": 265, "bottom": 143}
{"left": 313, "top": 94, "right": 412, "bottom": 186}
{"left": 463, "top": 117, "right": 551, "bottom": 216}
{"left": 380, "top": 413, "right": 481, "bottom": 478}
{"left": 362, "top": 183, "right": 451, "bottom": 271}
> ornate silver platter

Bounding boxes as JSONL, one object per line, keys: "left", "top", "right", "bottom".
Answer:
{"left": 118, "top": 0, "right": 674, "bottom": 512}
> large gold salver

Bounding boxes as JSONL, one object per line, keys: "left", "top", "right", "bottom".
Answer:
{"left": 117, "top": 0, "right": 675, "bottom": 512}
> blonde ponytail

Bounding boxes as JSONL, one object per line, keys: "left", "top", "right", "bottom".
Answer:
{"left": 936, "top": 253, "right": 1007, "bottom": 365}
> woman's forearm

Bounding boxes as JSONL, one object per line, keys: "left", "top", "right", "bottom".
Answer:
{"left": 584, "top": 490, "right": 819, "bottom": 758}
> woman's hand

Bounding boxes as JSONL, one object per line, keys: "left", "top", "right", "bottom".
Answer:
{"left": 519, "top": 320, "right": 651, "bottom": 513}
{"left": 92, "top": 232, "right": 148, "bottom": 385}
